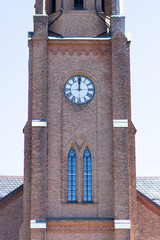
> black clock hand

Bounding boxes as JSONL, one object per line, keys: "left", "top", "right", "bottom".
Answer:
{"left": 78, "top": 76, "right": 81, "bottom": 91}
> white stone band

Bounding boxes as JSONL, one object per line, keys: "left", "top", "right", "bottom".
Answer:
{"left": 113, "top": 119, "right": 128, "bottom": 127}
{"left": 34, "top": 14, "right": 48, "bottom": 17}
{"left": 111, "top": 15, "right": 125, "bottom": 18}
{"left": 32, "top": 119, "right": 47, "bottom": 127}
{"left": 30, "top": 219, "right": 46, "bottom": 229}
{"left": 114, "top": 220, "right": 131, "bottom": 229}
{"left": 125, "top": 32, "right": 131, "bottom": 42}
{"left": 48, "top": 37, "right": 111, "bottom": 40}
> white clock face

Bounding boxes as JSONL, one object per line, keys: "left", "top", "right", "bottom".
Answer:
{"left": 64, "top": 75, "right": 95, "bottom": 105}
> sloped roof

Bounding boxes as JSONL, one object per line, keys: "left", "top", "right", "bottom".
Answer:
{"left": 0, "top": 176, "right": 23, "bottom": 200}
{"left": 0, "top": 176, "right": 160, "bottom": 208}
{"left": 136, "top": 177, "right": 160, "bottom": 206}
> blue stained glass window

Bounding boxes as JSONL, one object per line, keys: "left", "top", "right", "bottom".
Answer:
{"left": 83, "top": 147, "right": 92, "bottom": 202}
{"left": 68, "top": 147, "right": 76, "bottom": 201}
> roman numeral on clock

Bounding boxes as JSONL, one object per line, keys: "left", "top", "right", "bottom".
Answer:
{"left": 66, "top": 92, "right": 72, "bottom": 98}
{"left": 86, "top": 92, "right": 92, "bottom": 98}
{"left": 88, "top": 88, "right": 94, "bottom": 92}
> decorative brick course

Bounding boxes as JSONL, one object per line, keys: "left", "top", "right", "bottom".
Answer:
{"left": 47, "top": 219, "right": 114, "bottom": 233}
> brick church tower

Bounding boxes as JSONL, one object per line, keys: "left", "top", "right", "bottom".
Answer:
{"left": 19, "top": 0, "right": 138, "bottom": 239}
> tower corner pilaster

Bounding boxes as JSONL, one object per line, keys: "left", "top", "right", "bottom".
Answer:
{"left": 33, "top": 14, "right": 48, "bottom": 39}
{"left": 110, "top": 15, "right": 125, "bottom": 37}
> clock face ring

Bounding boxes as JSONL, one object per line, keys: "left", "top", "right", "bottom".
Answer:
{"left": 64, "top": 75, "right": 95, "bottom": 105}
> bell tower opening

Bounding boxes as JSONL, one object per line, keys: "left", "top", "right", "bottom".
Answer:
{"left": 102, "top": 0, "right": 105, "bottom": 12}
{"left": 74, "top": 0, "right": 83, "bottom": 10}
{"left": 52, "top": 0, "right": 56, "bottom": 13}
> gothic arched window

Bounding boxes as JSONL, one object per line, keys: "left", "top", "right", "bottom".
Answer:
{"left": 68, "top": 147, "right": 76, "bottom": 201}
{"left": 83, "top": 147, "right": 92, "bottom": 201}
{"left": 74, "top": 0, "right": 83, "bottom": 9}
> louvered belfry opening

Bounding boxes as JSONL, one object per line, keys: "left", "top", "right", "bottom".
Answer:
{"left": 102, "top": 0, "right": 105, "bottom": 12}
{"left": 52, "top": 0, "right": 56, "bottom": 13}
{"left": 74, "top": 0, "right": 83, "bottom": 9}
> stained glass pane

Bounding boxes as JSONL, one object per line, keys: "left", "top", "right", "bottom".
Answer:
{"left": 68, "top": 147, "right": 76, "bottom": 201}
{"left": 83, "top": 147, "right": 92, "bottom": 201}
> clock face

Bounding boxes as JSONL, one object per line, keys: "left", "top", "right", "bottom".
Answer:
{"left": 64, "top": 75, "right": 95, "bottom": 105}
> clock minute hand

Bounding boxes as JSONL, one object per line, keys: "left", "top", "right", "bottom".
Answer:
{"left": 78, "top": 76, "right": 81, "bottom": 91}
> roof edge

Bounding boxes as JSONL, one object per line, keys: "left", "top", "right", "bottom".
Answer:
{"left": 137, "top": 176, "right": 160, "bottom": 180}
{"left": 137, "top": 189, "right": 160, "bottom": 216}
{"left": 0, "top": 175, "right": 23, "bottom": 179}
{"left": 0, "top": 184, "right": 23, "bottom": 210}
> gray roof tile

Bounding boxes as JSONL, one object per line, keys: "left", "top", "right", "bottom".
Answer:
{"left": 0, "top": 176, "right": 23, "bottom": 200}
{"left": 136, "top": 177, "right": 160, "bottom": 206}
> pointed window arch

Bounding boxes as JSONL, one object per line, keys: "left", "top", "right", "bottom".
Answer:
{"left": 83, "top": 147, "right": 92, "bottom": 201}
{"left": 68, "top": 147, "right": 76, "bottom": 201}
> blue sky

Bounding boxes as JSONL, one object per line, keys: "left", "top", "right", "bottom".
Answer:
{"left": 0, "top": 0, "right": 160, "bottom": 176}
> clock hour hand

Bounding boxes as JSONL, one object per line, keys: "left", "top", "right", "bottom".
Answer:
{"left": 78, "top": 76, "right": 81, "bottom": 91}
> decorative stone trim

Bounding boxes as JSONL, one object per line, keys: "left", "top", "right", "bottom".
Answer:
{"left": 48, "top": 48, "right": 109, "bottom": 56}
{"left": 48, "top": 41, "right": 110, "bottom": 56}
{"left": 30, "top": 219, "right": 46, "bottom": 229}
{"left": 32, "top": 119, "right": 47, "bottom": 127}
{"left": 111, "top": 15, "right": 125, "bottom": 18}
{"left": 47, "top": 219, "right": 114, "bottom": 233}
{"left": 113, "top": 119, "right": 128, "bottom": 128}
{"left": 114, "top": 220, "right": 131, "bottom": 229}
{"left": 125, "top": 32, "right": 131, "bottom": 42}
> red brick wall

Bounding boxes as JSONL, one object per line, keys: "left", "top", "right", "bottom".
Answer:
{"left": 46, "top": 219, "right": 114, "bottom": 240}
{"left": 46, "top": 40, "right": 114, "bottom": 219}
{"left": 137, "top": 192, "right": 160, "bottom": 240}
{"left": 0, "top": 191, "right": 23, "bottom": 240}
{"left": 47, "top": 232, "right": 113, "bottom": 240}
{"left": 49, "top": 11, "right": 106, "bottom": 37}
